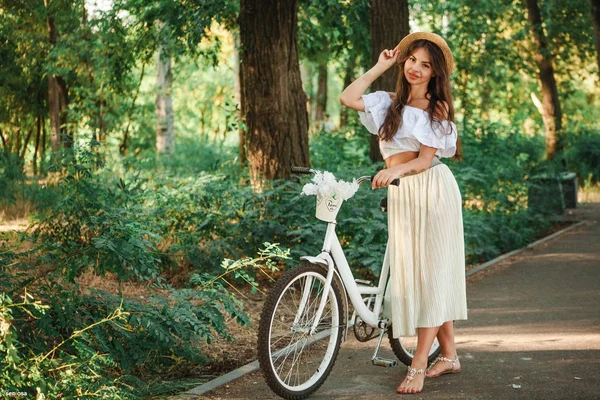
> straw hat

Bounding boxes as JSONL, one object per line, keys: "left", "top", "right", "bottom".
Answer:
{"left": 393, "top": 32, "right": 454, "bottom": 74}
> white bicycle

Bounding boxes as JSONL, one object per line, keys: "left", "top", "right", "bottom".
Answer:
{"left": 257, "top": 167, "right": 441, "bottom": 399}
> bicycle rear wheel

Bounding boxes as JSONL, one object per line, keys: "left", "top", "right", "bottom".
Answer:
{"left": 388, "top": 326, "right": 441, "bottom": 366}
{"left": 258, "top": 263, "right": 344, "bottom": 400}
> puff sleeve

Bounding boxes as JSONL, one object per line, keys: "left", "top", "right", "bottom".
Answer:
{"left": 358, "top": 91, "right": 392, "bottom": 135}
{"left": 410, "top": 115, "right": 458, "bottom": 158}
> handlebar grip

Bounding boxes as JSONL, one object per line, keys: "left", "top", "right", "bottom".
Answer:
{"left": 370, "top": 176, "right": 401, "bottom": 186}
{"left": 291, "top": 166, "right": 312, "bottom": 174}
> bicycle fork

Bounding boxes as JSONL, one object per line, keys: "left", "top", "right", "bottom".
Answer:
{"left": 292, "top": 261, "right": 335, "bottom": 335}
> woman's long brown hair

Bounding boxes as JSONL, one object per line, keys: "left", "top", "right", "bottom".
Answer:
{"left": 379, "top": 39, "right": 462, "bottom": 160}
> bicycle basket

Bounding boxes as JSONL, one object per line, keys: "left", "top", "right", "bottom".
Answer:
{"left": 315, "top": 194, "right": 343, "bottom": 222}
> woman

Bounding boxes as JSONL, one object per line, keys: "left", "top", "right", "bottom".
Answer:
{"left": 339, "top": 32, "right": 468, "bottom": 394}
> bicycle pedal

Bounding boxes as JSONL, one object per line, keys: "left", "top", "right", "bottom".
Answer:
{"left": 372, "top": 357, "right": 397, "bottom": 367}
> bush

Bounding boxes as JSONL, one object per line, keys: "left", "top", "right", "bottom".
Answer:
{"left": 562, "top": 125, "right": 600, "bottom": 186}
{"left": 31, "top": 154, "right": 163, "bottom": 283}
{"left": 7, "top": 116, "right": 592, "bottom": 398}
{"left": 0, "top": 241, "right": 287, "bottom": 398}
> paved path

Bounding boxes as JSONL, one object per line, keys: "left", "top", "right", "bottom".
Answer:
{"left": 193, "top": 205, "right": 600, "bottom": 400}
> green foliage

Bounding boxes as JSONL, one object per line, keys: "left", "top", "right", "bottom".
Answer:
{"left": 0, "top": 150, "right": 23, "bottom": 201}
{"left": 31, "top": 149, "right": 162, "bottom": 282}
{"left": 1, "top": 1, "right": 599, "bottom": 398}
{"left": 303, "top": 121, "right": 557, "bottom": 269}
{"left": 412, "top": 0, "right": 598, "bottom": 132}
{"left": 0, "top": 236, "right": 288, "bottom": 398}
{"left": 298, "top": 0, "right": 370, "bottom": 62}
{"left": 0, "top": 251, "right": 138, "bottom": 399}
{"left": 562, "top": 125, "right": 600, "bottom": 185}
{"left": 449, "top": 121, "right": 554, "bottom": 261}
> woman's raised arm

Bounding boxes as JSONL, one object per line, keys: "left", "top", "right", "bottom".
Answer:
{"left": 339, "top": 49, "right": 399, "bottom": 111}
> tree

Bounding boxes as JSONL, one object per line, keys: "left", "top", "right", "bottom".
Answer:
{"left": 524, "top": 0, "right": 562, "bottom": 160}
{"left": 111, "top": 0, "right": 238, "bottom": 154}
{"left": 232, "top": 32, "right": 246, "bottom": 164}
{"left": 155, "top": 45, "right": 174, "bottom": 153}
{"left": 239, "top": 0, "right": 310, "bottom": 186}
{"left": 45, "top": 0, "right": 61, "bottom": 152}
{"left": 297, "top": 0, "right": 371, "bottom": 131}
{"left": 368, "top": 0, "right": 409, "bottom": 162}
{"left": 339, "top": 0, "right": 370, "bottom": 128}
{"left": 0, "top": 0, "right": 82, "bottom": 170}
{"left": 44, "top": 0, "right": 75, "bottom": 153}
{"left": 592, "top": 0, "right": 600, "bottom": 77}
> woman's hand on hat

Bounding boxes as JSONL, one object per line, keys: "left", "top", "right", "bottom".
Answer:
{"left": 377, "top": 48, "right": 399, "bottom": 70}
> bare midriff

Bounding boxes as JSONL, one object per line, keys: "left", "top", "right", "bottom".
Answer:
{"left": 385, "top": 151, "right": 419, "bottom": 168}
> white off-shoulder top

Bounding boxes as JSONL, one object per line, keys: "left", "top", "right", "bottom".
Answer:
{"left": 358, "top": 91, "right": 457, "bottom": 159}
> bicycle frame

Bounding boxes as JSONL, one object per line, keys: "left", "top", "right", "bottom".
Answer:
{"left": 299, "top": 221, "right": 390, "bottom": 335}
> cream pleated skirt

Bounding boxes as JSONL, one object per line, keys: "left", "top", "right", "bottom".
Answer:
{"left": 387, "top": 163, "right": 468, "bottom": 338}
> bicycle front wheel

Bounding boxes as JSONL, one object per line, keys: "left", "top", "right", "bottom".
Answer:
{"left": 258, "top": 263, "right": 344, "bottom": 400}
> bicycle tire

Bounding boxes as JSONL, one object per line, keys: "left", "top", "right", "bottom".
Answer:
{"left": 387, "top": 325, "right": 441, "bottom": 367}
{"left": 258, "top": 262, "right": 344, "bottom": 400}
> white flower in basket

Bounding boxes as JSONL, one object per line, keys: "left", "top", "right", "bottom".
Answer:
{"left": 301, "top": 171, "right": 359, "bottom": 222}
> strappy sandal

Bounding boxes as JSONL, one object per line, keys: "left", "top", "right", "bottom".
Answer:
{"left": 426, "top": 355, "right": 461, "bottom": 378}
{"left": 396, "top": 367, "right": 426, "bottom": 394}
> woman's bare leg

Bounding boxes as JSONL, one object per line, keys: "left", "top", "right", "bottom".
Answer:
{"left": 397, "top": 326, "right": 439, "bottom": 394}
{"left": 426, "top": 320, "right": 461, "bottom": 377}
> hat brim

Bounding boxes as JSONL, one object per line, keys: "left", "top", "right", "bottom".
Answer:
{"left": 393, "top": 32, "right": 454, "bottom": 74}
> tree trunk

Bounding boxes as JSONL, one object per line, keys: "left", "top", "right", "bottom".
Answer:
{"left": 315, "top": 61, "right": 328, "bottom": 130}
{"left": 97, "top": 85, "right": 105, "bottom": 144}
{"left": 458, "top": 69, "right": 472, "bottom": 133}
{"left": 57, "top": 77, "right": 71, "bottom": 148}
{"left": 369, "top": 0, "right": 409, "bottom": 162}
{"left": 41, "top": 116, "right": 47, "bottom": 174}
{"left": 121, "top": 63, "right": 145, "bottom": 155}
{"left": 315, "top": 41, "right": 329, "bottom": 130}
{"left": 20, "top": 128, "right": 34, "bottom": 161}
{"left": 240, "top": 0, "right": 310, "bottom": 186}
{"left": 0, "top": 129, "right": 6, "bottom": 149}
{"left": 155, "top": 45, "right": 175, "bottom": 154}
{"left": 339, "top": 56, "right": 357, "bottom": 128}
{"left": 525, "top": 0, "right": 562, "bottom": 160}
{"left": 233, "top": 32, "right": 246, "bottom": 165}
{"left": 47, "top": 76, "right": 61, "bottom": 152}
{"left": 14, "top": 122, "right": 21, "bottom": 156}
{"left": 300, "top": 62, "right": 312, "bottom": 122}
{"left": 45, "top": 1, "right": 61, "bottom": 152}
{"left": 45, "top": 0, "right": 68, "bottom": 153}
{"left": 591, "top": 0, "right": 600, "bottom": 78}
{"left": 34, "top": 115, "right": 41, "bottom": 175}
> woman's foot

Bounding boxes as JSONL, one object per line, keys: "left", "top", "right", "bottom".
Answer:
{"left": 396, "top": 364, "right": 426, "bottom": 394}
{"left": 426, "top": 355, "right": 461, "bottom": 378}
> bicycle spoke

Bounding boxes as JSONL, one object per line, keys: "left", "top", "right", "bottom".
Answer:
{"left": 275, "top": 336, "right": 300, "bottom": 377}
{"left": 283, "top": 336, "right": 306, "bottom": 385}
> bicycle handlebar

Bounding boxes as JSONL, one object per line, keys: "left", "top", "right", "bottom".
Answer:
{"left": 291, "top": 166, "right": 314, "bottom": 174}
{"left": 291, "top": 166, "right": 400, "bottom": 186}
{"left": 372, "top": 176, "right": 400, "bottom": 186}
